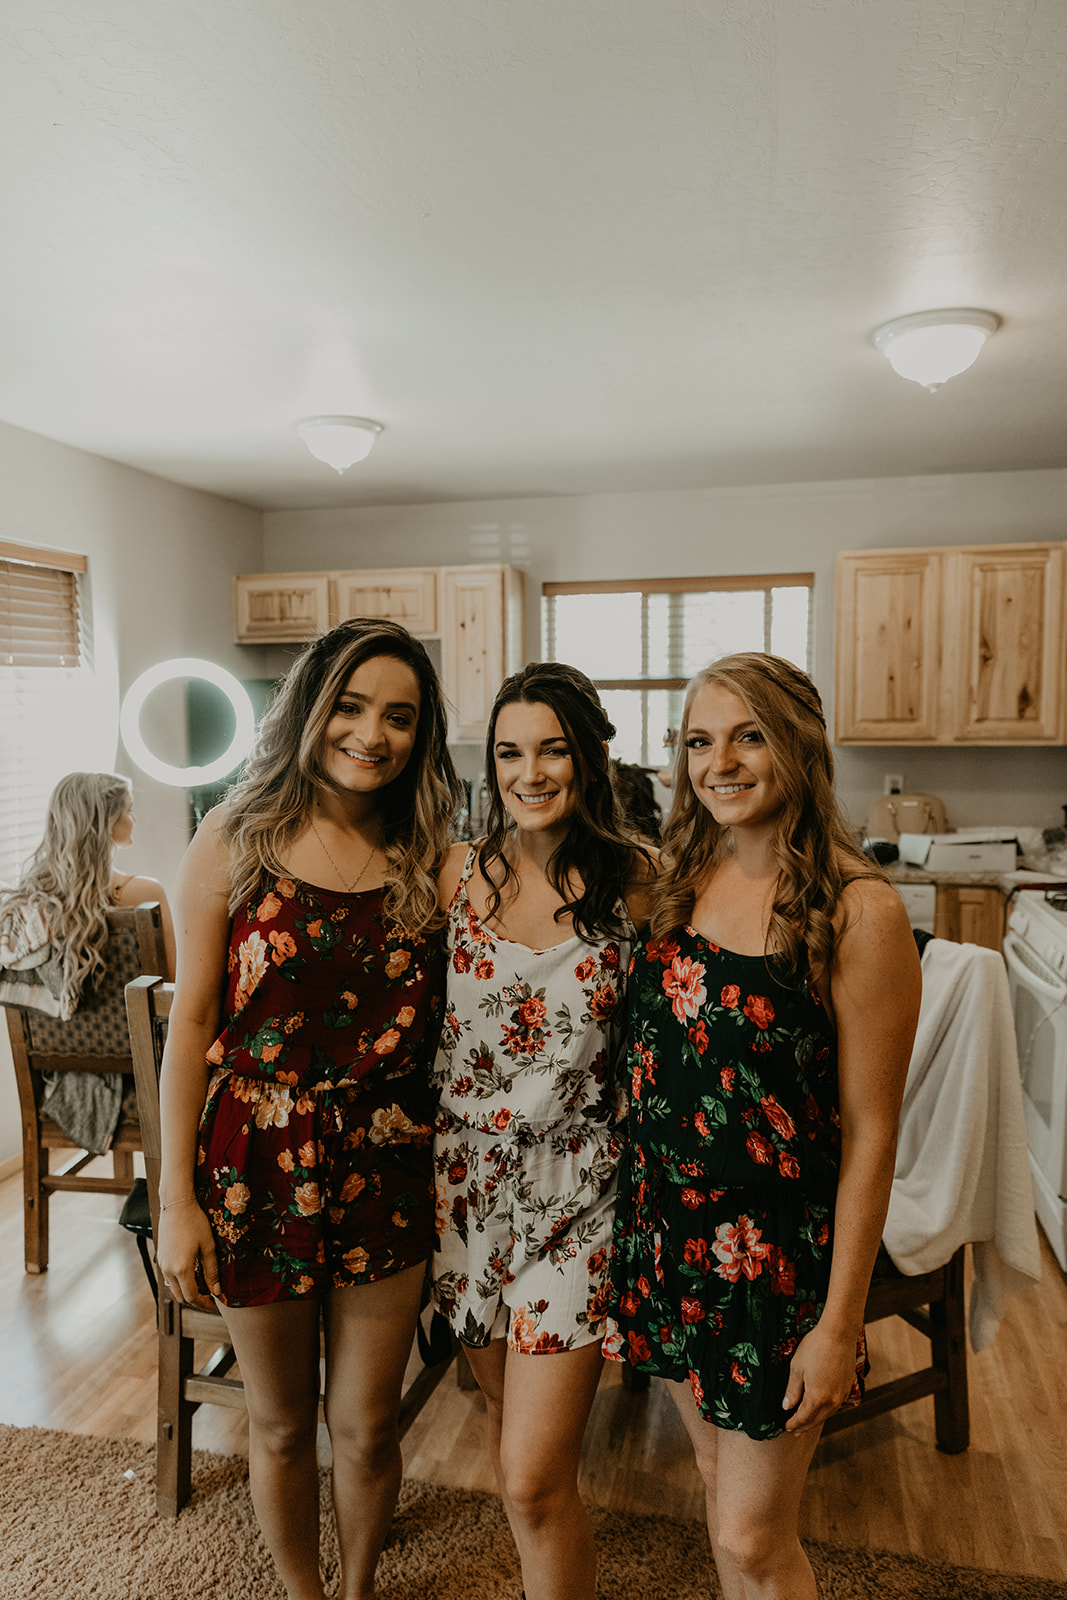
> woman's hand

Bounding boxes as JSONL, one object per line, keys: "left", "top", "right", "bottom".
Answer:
{"left": 781, "top": 1320, "right": 860, "bottom": 1433}
{"left": 156, "top": 1201, "right": 221, "bottom": 1310}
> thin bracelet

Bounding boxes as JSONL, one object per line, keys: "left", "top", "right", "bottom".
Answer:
{"left": 159, "top": 1196, "right": 199, "bottom": 1213}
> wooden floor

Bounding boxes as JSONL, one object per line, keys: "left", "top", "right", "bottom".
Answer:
{"left": 3, "top": 1162, "right": 1066, "bottom": 1585}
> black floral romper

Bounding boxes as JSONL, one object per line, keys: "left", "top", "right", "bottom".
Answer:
{"left": 605, "top": 928, "right": 866, "bottom": 1440}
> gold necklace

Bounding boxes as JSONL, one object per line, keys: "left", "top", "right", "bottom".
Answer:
{"left": 309, "top": 816, "right": 380, "bottom": 893}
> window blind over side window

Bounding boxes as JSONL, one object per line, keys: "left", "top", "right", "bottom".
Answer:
{"left": 541, "top": 573, "right": 813, "bottom": 767}
{"left": 0, "top": 545, "right": 90, "bottom": 888}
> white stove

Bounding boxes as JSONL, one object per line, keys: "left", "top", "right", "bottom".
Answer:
{"left": 1003, "top": 889, "right": 1067, "bottom": 1271}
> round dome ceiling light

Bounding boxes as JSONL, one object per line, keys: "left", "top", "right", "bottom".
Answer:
{"left": 871, "top": 309, "right": 1001, "bottom": 392}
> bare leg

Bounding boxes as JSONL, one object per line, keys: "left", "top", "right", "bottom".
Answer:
{"left": 221, "top": 1299, "right": 326, "bottom": 1600}
{"left": 323, "top": 1263, "right": 425, "bottom": 1600}
{"left": 666, "top": 1377, "right": 822, "bottom": 1600}
{"left": 465, "top": 1338, "right": 604, "bottom": 1600}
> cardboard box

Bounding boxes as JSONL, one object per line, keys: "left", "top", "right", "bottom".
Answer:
{"left": 897, "top": 831, "right": 1018, "bottom": 872}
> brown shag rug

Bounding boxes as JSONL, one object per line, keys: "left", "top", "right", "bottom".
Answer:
{"left": 1, "top": 1425, "right": 1063, "bottom": 1600}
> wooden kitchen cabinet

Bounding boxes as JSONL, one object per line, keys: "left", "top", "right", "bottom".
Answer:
{"left": 331, "top": 567, "right": 438, "bottom": 634}
{"left": 933, "top": 885, "right": 1006, "bottom": 951}
{"left": 440, "top": 564, "right": 526, "bottom": 740}
{"left": 234, "top": 563, "right": 526, "bottom": 741}
{"left": 835, "top": 541, "right": 1066, "bottom": 745}
{"left": 233, "top": 572, "right": 331, "bottom": 644}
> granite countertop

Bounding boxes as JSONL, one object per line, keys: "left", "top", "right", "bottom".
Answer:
{"left": 886, "top": 864, "right": 1067, "bottom": 894}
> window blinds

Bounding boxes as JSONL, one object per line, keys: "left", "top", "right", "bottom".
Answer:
{"left": 0, "top": 546, "right": 89, "bottom": 887}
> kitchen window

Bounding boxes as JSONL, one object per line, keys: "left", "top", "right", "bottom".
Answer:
{"left": 542, "top": 574, "right": 813, "bottom": 767}
{"left": 0, "top": 543, "right": 90, "bottom": 887}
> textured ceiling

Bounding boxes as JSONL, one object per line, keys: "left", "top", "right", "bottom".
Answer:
{"left": 0, "top": 0, "right": 1065, "bottom": 511}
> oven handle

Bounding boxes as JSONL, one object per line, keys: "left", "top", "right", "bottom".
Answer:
{"left": 1003, "top": 932, "right": 1067, "bottom": 1002}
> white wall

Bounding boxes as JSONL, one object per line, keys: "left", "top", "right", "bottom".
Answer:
{"left": 264, "top": 466, "right": 1067, "bottom": 835}
{"left": 1, "top": 419, "right": 266, "bottom": 1166}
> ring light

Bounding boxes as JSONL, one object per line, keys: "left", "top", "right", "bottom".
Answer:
{"left": 120, "top": 658, "right": 256, "bottom": 787}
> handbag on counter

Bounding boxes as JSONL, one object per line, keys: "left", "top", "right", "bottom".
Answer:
{"left": 867, "top": 792, "right": 947, "bottom": 843}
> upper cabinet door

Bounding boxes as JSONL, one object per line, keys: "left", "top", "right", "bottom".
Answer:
{"left": 834, "top": 550, "right": 943, "bottom": 742}
{"left": 233, "top": 573, "right": 331, "bottom": 643}
{"left": 948, "top": 544, "right": 1065, "bottom": 743}
{"left": 331, "top": 568, "right": 439, "bottom": 635}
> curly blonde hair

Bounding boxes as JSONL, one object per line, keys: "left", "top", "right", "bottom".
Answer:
{"left": 219, "top": 618, "right": 463, "bottom": 934}
{"left": 652, "top": 653, "right": 879, "bottom": 981}
{"left": 1, "top": 771, "right": 132, "bottom": 1006}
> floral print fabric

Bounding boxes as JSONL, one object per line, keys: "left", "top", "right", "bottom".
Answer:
{"left": 194, "top": 876, "right": 443, "bottom": 1306}
{"left": 430, "top": 848, "right": 632, "bottom": 1353}
{"left": 605, "top": 927, "right": 866, "bottom": 1439}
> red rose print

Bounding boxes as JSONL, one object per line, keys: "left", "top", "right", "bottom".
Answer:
{"left": 694, "top": 1110, "right": 710, "bottom": 1139}
{"left": 743, "top": 994, "right": 775, "bottom": 1030}
{"left": 761, "top": 1095, "right": 796, "bottom": 1140}
{"left": 690, "top": 1372, "right": 705, "bottom": 1406}
{"left": 767, "top": 1245, "right": 796, "bottom": 1296}
{"left": 687, "top": 1019, "right": 709, "bottom": 1054}
{"left": 636, "top": 1274, "right": 651, "bottom": 1298}
{"left": 628, "top": 1332, "right": 651, "bottom": 1362}
{"left": 491, "top": 1107, "right": 512, "bottom": 1131}
{"left": 778, "top": 1151, "right": 801, "bottom": 1181}
{"left": 589, "top": 983, "right": 618, "bottom": 1020}
{"left": 683, "top": 1237, "right": 708, "bottom": 1267}
{"left": 730, "top": 1360, "right": 749, "bottom": 1386}
{"left": 574, "top": 955, "right": 597, "bottom": 983}
{"left": 680, "top": 1187, "right": 702, "bottom": 1210}
{"left": 721, "top": 984, "right": 741, "bottom": 1008}
{"left": 619, "top": 1290, "right": 639, "bottom": 1317}
{"left": 519, "top": 996, "right": 547, "bottom": 1027}
{"left": 681, "top": 1297, "right": 706, "bottom": 1325}
{"left": 447, "top": 1158, "right": 468, "bottom": 1185}
{"left": 712, "top": 1215, "right": 771, "bottom": 1282}
{"left": 745, "top": 1130, "right": 774, "bottom": 1166}
{"left": 600, "top": 945, "right": 620, "bottom": 970}
{"left": 452, "top": 946, "right": 472, "bottom": 973}
{"left": 474, "top": 958, "right": 494, "bottom": 980}
{"left": 720, "top": 1066, "right": 735, "bottom": 1093}
{"left": 662, "top": 955, "right": 708, "bottom": 1025}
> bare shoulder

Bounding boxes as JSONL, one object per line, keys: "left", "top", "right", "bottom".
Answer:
{"left": 835, "top": 874, "right": 911, "bottom": 944}
{"left": 832, "top": 873, "right": 919, "bottom": 1000}
{"left": 114, "top": 873, "right": 169, "bottom": 908}
{"left": 437, "top": 839, "right": 473, "bottom": 910}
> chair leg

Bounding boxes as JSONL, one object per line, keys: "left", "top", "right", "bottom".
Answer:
{"left": 930, "top": 1246, "right": 969, "bottom": 1453}
{"left": 113, "top": 1149, "right": 134, "bottom": 1187}
{"left": 157, "top": 1293, "right": 195, "bottom": 1516}
{"left": 23, "top": 1143, "right": 48, "bottom": 1274}
{"left": 135, "top": 1234, "right": 159, "bottom": 1304}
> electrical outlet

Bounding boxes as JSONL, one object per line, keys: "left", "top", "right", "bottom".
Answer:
{"left": 883, "top": 773, "right": 905, "bottom": 795}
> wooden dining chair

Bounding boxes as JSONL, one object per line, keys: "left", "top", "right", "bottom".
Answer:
{"left": 124, "top": 973, "right": 455, "bottom": 1516}
{"left": 3, "top": 901, "right": 168, "bottom": 1274}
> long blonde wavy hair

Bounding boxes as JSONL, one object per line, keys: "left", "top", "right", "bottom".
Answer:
{"left": 219, "top": 618, "right": 463, "bottom": 934}
{"left": 1, "top": 771, "right": 132, "bottom": 1002}
{"left": 652, "top": 652, "right": 879, "bottom": 982}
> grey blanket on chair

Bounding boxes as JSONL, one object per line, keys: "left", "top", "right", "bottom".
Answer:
{"left": 39, "top": 1070, "right": 124, "bottom": 1156}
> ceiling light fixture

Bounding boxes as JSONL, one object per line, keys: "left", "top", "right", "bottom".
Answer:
{"left": 295, "top": 415, "right": 383, "bottom": 472}
{"left": 871, "top": 309, "right": 1001, "bottom": 392}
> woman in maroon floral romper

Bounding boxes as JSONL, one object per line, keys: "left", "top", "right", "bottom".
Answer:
{"left": 156, "top": 619, "right": 461, "bottom": 1600}
{"left": 606, "top": 653, "right": 920, "bottom": 1600}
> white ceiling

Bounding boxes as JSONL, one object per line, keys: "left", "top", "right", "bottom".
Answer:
{"left": 1, "top": 0, "right": 1065, "bottom": 513}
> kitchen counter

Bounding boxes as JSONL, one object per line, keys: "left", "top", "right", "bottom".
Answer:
{"left": 887, "top": 865, "right": 1067, "bottom": 895}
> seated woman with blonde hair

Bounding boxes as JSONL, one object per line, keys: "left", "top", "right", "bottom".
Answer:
{"left": 0, "top": 771, "right": 176, "bottom": 1149}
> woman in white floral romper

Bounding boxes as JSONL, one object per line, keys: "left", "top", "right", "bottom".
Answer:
{"left": 431, "top": 662, "right": 656, "bottom": 1600}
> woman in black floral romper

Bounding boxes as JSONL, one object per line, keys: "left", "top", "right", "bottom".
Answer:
{"left": 606, "top": 653, "right": 920, "bottom": 1600}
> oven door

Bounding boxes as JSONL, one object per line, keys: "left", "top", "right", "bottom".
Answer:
{"left": 1003, "top": 929, "right": 1067, "bottom": 1212}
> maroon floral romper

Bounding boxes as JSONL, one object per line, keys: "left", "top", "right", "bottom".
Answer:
{"left": 194, "top": 875, "right": 444, "bottom": 1306}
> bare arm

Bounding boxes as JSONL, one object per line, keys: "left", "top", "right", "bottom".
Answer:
{"left": 783, "top": 878, "right": 921, "bottom": 1432}
{"left": 154, "top": 811, "right": 233, "bottom": 1308}
{"left": 114, "top": 873, "right": 177, "bottom": 980}
{"left": 437, "top": 839, "right": 471, "bottom": 913}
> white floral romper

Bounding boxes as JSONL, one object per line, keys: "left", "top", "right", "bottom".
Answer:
{"left": 430, "top": 847, "right": 634, "bottom": 1354}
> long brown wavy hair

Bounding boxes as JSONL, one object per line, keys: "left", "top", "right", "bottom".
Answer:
{"left": 652, "top": 652, "right": 879, "bottom": 981}
{"left": 479, "top": 661, "right": 650, "bottom": 944}
{"left": 1, "top": 771, "right": 132, "bottom": 1008}
{"left": 220, "top": 618, "right": 463, "bottom": 934}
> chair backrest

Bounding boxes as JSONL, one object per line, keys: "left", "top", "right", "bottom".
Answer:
{"left": 123, "top": 975, "right": 174, "bottom": 1240}
{"left": 7, "top": 902, "right": 168, "bottom": 1072}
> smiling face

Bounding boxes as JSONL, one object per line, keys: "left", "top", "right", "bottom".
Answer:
{"left": 321, "top": 654, "right": 421, "bottom": 796}
{"left": 684, "top": 682, "right": 783, "bottom": 834}
{"left": 110, "top": 790, "right": 135, "bottom": 848}
{"left": 493, "top": 698, "right": 578, "bottom": 841}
